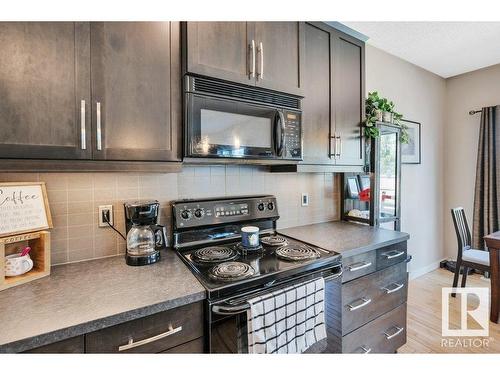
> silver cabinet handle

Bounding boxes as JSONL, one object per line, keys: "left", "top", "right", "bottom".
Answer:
{"left": 249, "top": 39, "right": 256, "bottom": 78}
{"left": 96, "top": 101, "right": 102, "bottom": 151}
{"left": 384, "top": 326, "right": 404, "bottom": 340}
{"left": 118, "top": 324, "right": 182, "bottom": 352}
{"left": 382, "top": 250, "right": 405, "bottom": 259}
{"left": 258, "top": 41, "right": 264, "bottom": 79}
{"left": 382, "top": 282, "right": 405, "bottom": 294}
{"left": 80, "top": 100, "right": 86, "bottom": 150}
{"left": 335, "top": 135, "right": 341, "bottom": 157}
{"left": 329, "top": 134, "right": 336, "bottom": 158}
{"left": 347, "top": 297, "right": 372, "bottom": 311}
{"left": 347, "top": 261, "right": 372, "bottom": 272}
{"left": 359, "top": 346, "right": 372, "bottom": 354}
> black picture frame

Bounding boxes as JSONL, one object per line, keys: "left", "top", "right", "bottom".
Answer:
{"left": 346, "top": 176, "right": 360, "bottom": 199}
{"left": 401, "top": 119, "right": 421, "bottom": 164}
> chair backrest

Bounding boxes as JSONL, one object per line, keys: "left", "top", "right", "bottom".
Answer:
{"left": 451, "top": 207, "right": 472, "bottom": 255}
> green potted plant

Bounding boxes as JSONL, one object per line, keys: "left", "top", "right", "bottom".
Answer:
{"left": 364, "top": 91, "right": 409, "bottom": 144}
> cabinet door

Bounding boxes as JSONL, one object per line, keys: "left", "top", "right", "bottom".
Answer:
{"left": 333, "top": 32, "right": 364, "bottom": 166}
{"left": 254, "top": 22, "right": 305, "bottom": 95}
{"left": 91, "top": 22, "right": 181, "bottom": 161}
{"left": 301, "top": 23, "right": 333, "bottom": 165}
{"left": 0, "top": 22, "right": 91, "bottom": 160}
{"left": 185, "top": 22, "right": 254, "bottom": 86}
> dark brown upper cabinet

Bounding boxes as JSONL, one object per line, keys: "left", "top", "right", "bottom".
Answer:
{"left": 0, "top": 22, "right": 181, "bottom": 167}
{"left": 91, "top": 22, "right": 181, "bottom": 161}
{"left": 0, "top": 22, "right": 91, "bottom": 160}
{"left": 184, "top": 22, "right": 254, "bottom": 87}
{"left": 184, "top": 22, "right": 304, "bottom": 96}
{"left": 300, "top": 22, "right": 365, "bottom": 169}
{"left": 301, "top": 23, "right": 332, "bottom": 165}
{"left": 333, "top": 32, "right": 365, "bottom": 167}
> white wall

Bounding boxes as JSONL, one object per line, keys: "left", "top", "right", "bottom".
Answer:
{"left": 443, "top": 64, "right": 500, "bottom": 259}
{"left": 365, "top": 45, "right": 447, "bottom": 277}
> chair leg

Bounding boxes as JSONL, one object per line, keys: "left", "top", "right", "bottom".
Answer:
{"left": 461, "top": 267, "right": 469, "bottom": 288}
{"left": 452, "top": 260, "right": 461, "bottom": 297}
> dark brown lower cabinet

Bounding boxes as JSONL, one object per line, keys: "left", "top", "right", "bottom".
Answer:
{"left": 86, "top": 301, "right": 204, "bottom": 353}
{"left": 23, "top": 301, "right": 204, "bottom": 354}
{"left": 23, "top": 336, "right": 85, "bottom": 354}
{"left": 324, "top": 240, "right": 409, "bottom": 353}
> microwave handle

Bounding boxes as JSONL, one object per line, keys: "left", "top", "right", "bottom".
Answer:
{"left": 276, "top": 110, "right": 286, "bottom": 157}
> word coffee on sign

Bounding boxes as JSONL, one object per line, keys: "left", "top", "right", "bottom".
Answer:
{"left": 0, "top": 184, "right": 50, "bottom": 236}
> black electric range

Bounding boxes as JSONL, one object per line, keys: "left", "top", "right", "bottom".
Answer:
{"left": 172, "top": 195, "right": 342, "bottom": 300}
{"left": 172, "top": 195, "right": 342, "bottom": 353}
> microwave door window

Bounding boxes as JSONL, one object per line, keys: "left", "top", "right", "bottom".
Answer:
{"left": 198, "top": 109, "right": 273, "bottom": 158}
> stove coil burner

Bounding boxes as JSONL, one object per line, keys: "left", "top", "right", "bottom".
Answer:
{"left": 209, "top": 261, "right": 255, "bottom": 281}
{"left": 275, "top": 245, "right": 320, "bottom": 262}
{"left": 192, "top": 246, "right": 238, "bottom": 264}
{"left": 260, "top": 235, "right": 288, "bottom": 247}
{"left": 235, "top": 242, "right": 263, "bottom": 255}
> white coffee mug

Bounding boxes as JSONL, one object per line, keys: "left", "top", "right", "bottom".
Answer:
{"left": 5, "top": 253, "right": 33, "bottom": 277}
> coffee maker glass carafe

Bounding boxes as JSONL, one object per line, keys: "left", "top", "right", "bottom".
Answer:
{"left": 126, "top": 224, "right": 156, "bottom": 256}
{"left": 124, "top": 200, "right": 161, "bottom": 266}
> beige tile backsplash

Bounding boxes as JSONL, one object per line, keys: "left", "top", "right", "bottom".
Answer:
{"left": 0, "top": 166, "right": 340, "bottom": 265}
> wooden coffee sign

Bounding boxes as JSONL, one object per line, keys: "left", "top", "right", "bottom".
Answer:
{"left": 0, "top": 182, "right": 53, "bottom": 237}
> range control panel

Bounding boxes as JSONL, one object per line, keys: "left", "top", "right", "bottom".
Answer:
{"left": 172, "top": 195, "right": 278, "bottom": 229}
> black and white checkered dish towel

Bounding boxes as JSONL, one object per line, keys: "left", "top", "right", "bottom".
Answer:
{"left": 246, "top": 278, "right": 326, "bottom": 354}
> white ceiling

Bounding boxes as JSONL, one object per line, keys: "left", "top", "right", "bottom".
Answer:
{"left": 342, "top": 22, "right": 500, "bottom": 78}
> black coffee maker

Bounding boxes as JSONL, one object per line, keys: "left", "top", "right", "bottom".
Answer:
{"left": 124, "top": 200, "right": 167, "bottom": 266}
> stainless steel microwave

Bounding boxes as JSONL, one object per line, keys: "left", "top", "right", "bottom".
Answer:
{"left": 184, "top": 75, "right": 302, "bottom": 161}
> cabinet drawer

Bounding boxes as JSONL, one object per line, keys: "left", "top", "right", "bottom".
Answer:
{"left": 160, "top": 337, "right": 205, "bottom": 353}
{"left": 343, "top": 303, "right": 407, "bottom": 353}
{"left": 342, "top": 261, "right": 407, "bottom": 334}
{"left": 24, "top": 336, "right": 84, "bottom": 353}
{"left": 342, "top": 251, "right": 377, "bottom": 283}
{"left": 86, "top": 302, "right": 203, "bottom": 353}
{"left": 342, "top": 241, "right": 407, "bottom": 283}
{"left": 376, "top": 242, "right": 407, "bottom": 270}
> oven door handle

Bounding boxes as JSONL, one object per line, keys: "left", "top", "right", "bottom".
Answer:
{"left": 212, "top": 303, "right": 250, "bottom": 316}
{"left": 212, "top": 267, "right": 342, "bottom": 316}
{"left": 275, "top": 110, "right": 286, "bottom": 157}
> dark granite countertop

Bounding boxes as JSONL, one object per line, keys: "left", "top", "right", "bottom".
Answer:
{"left": 278, "top": 221, "right": 409, "bottom": 258}
{"left": 0, "top": 250, "right": 206, "bottom": 353}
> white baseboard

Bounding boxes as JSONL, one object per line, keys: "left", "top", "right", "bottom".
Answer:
{"left": 409, "top": 259, "right": 444, "bottom": 280}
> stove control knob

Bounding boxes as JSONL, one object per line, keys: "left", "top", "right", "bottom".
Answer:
{"left": 257, "top": 203, "right": 265, "bottom": 211}
{"left": 180, "top": 209, "right": 192, "bottom": 220}
{"left": 194, "top": 208, "right": 205, "bottom": 219}
{"left": 267, "top": 202, "right": 275, "bottom": 211}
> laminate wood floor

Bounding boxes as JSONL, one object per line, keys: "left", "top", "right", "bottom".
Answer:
{"left": 399, "top": 268, "right": 500, "bottom": 353}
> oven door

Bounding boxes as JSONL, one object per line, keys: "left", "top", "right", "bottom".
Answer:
{"left": 207, "top": 264, "right": 343, "bottom": 353}
{"left": 186, "top": 93, "right": 280, "bottom": 159}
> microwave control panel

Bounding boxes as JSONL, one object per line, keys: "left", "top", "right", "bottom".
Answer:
{"left": 283, "top": 111, "right": 302, "bottom": 159}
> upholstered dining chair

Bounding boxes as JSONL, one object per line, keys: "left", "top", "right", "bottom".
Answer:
{"left": 450, "top": 207, "right": 491, "bottom": 297}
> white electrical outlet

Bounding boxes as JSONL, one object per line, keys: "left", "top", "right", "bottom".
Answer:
{"left": 98, "top": 205, "right": 114, "bottom": 227}
{"left": 301, "top": 193, "right": 309, "bottom": 206}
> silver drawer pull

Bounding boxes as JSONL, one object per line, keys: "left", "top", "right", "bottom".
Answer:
{"left": 382, "top": 282, "right": 405, "bottom": 294}
{"left": 384, "top": 326, "right": 404, "bottom": 340}
{"left": 347, "top": 297, "right": 372, "bottom": 311}
{"left": 118, "top": 324, "right": 182, "bottom": 352}
{"left": 382, "top": 250, "right": 405, "bottom": 259}
{"left": 347, "top": 261, "right": 372, "bottom": 272}
{"left": 359, "top": 346, "right": 372, "bottom": 354}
